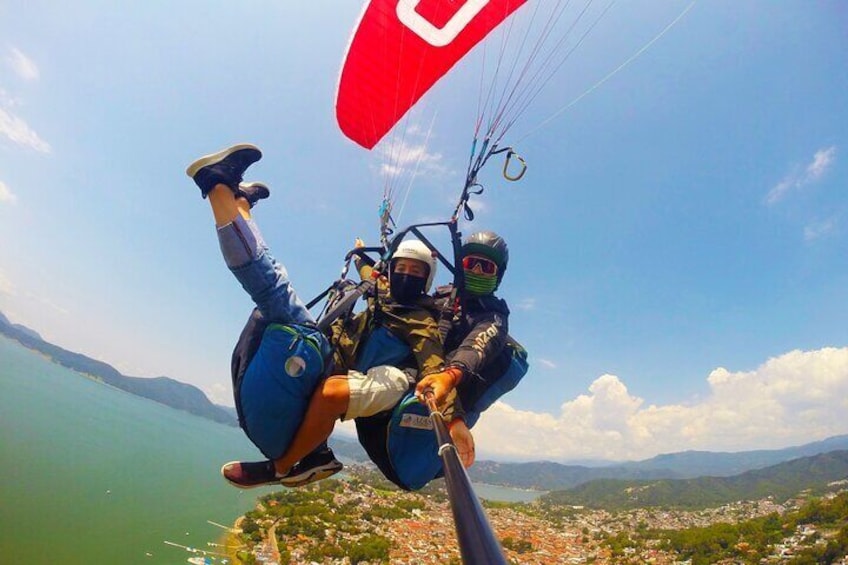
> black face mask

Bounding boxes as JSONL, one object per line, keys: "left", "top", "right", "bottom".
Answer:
{"left": 389, "top": 272, "right": 426, "bottom": 304}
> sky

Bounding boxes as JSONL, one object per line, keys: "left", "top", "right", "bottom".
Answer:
{"left": 1, "top": 0, "right": 846, "bottom": 463}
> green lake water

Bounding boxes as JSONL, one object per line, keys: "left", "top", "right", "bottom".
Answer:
{"left": 0, "top": 335, "right": 541, "bottom": 564}
{"left": 0, "top": 336, "right": 273, "bottom": 564}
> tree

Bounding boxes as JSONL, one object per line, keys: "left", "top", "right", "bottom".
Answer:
{"left": 347, "top": 534, "right": 392, "bottom": 564}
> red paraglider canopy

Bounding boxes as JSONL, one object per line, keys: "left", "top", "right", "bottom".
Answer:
{"left": 336, "top": 0, "right": 527, "bottom": 149}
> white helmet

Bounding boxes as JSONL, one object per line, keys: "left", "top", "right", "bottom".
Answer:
{"left": 391, "top": 239, "right": 437, "bottom": 292}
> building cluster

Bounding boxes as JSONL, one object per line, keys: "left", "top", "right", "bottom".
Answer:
{"left": 233, "top": 479, "right": 846, "bottom": 565}
{"left": 757, "top": 490, "right": 848, "bottom": 564}
{"left": 589, "top": 498, "right": 789, "bottom": 534}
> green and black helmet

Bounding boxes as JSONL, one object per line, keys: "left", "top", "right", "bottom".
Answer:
{"left": 461, "top": 230, "right": 509, "bottom": 288}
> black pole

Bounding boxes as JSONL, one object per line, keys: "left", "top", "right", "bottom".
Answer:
{"left": 426, "top": 397, "right": 508, "bottom": 565}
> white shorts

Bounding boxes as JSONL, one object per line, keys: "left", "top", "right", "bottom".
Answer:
{"left": 343, "top": 365, "right": 410, "bottom": 421}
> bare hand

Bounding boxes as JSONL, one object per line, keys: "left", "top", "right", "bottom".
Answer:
{"left": 449, "top": 419, "right": 475, "bottom": 468}
{"left": 415, "top": 367, "right": 462, "bottom": 406}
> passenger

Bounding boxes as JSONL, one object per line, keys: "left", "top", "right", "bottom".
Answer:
{"left": 190, "top": 145, "right": 469, "bottom": 489}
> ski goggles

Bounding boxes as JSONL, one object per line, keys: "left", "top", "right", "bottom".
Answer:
{"left": 462, "top": 255, "right": 498, "bottom": 275}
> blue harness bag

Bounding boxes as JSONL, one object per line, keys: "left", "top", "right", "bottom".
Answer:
{"left": 387, "top": 344, "right": 529, "bottom": 490}
{"left": 238, "top": 323, "right": 329, "bottom": 459}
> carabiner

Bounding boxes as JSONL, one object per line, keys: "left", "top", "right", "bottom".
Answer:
{"left": 503, "top": 150, "right": 527, "bottom": 181}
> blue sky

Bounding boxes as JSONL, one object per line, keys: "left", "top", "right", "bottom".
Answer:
{"left": 1, "top": 1, "right": 846, "bottom": 462}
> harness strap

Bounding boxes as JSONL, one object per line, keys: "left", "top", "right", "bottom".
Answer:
{"left": 316, "top": 278, "right": 376, "bottom": 332}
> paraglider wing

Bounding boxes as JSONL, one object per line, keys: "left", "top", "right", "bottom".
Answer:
{"left": 336, "top": 0, "right": 528, "bottom": 149}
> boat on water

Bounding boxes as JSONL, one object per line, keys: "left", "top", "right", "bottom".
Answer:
{"left": 187, "top": 556, "right": 228, "bottom": 564}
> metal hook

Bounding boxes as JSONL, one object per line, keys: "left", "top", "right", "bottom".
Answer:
{"left": 502, "top": 150, "right": 527, "bottom": 181}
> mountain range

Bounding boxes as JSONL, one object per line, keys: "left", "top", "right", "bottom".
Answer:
{"left": 0, "top": 310, "right": 237, "bottom": 427}
{"left": 467, "top": 434, "right": 848, "bottom": 491}
{"left": 541, "top": 449, "right": 848, "bottom": 509}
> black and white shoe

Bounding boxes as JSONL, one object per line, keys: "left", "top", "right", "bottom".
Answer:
{"left": 186, "top": 143, "right": 262, "bottom": 198}
{"left": 220, "top": 459, "right": 283, "bottom": 489}
{"left": 279, "top": 448, "right": 343, "bottom": 488}
{"left": 237, "top": 181, "right": 270, "bottom": 208}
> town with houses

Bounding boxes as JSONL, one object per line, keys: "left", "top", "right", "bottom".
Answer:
{"left": 220, "top": 467, "right": 848, "bottom": 565}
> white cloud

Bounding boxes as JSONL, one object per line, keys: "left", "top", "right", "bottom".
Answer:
{"left": 0, "top": 107, "right": 51, "bottom": 153}
{"left": 381, "top": 141, "right": 439, "bottom": 168}
{"left": 204, "top": 382, "right": 233, "bottom": 406}
{"left": 7, "top": 48, "right": 40, "bottom": 81}
{"left": 376, "top": 137, "right": 446, "bottom": 181}
{"left": 804, "top": 217, "right": 837, "bottom": 242}
{"left": 0, "top": 270, "right": 14, "bottom": 295}
{"left": 806, "top": 146, "right": 836, "bottom": 180}
{"left": 0, "top": 180, "right": 17, "bottom": 204}
{"left": 462, "top": 197, "right": 488, "bottom": 215}
{"left": 766, "top": 146, "right": 837, "bottom": 205}
{"left": 22, "top": 290, "right": 69, "bottom": 315}
{"left": 538, "top": 358, "right": 557, "bottom": 369}
{"left": 335, "top": 419, "right": 358, "bottom": 438}
{"left": 472, "top": 346, "right": 848, "bottom": 462}
{"left": 515, "top": 297, "right": 536, "bottom": 311}
{"left": 0, "top": 88, "right": 21, "bottom": 108}
{"left": 766, "top": 178, "right": 794, "bottom": 206}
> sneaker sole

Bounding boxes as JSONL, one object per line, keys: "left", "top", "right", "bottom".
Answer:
{"left": 238, "top": 181, "right": 270, "bottom": 205}
{"left": 185, "top": 143, "right": 262, "bottom": 178}
{"left": 239, "top": 181, "right": 268, "bottom": 190}
{"left": 280, "top": 463, "right": 343, "bottom": 488}
{"left": 220, "top": 460, "right": 278, "bottom": 490}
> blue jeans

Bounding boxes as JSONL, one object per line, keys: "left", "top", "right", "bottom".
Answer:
{"left": 218, "top": 216, "right": 331, "bottom": 459}
{"left": 218, "top": 215, "right": 313, "bottom": 326}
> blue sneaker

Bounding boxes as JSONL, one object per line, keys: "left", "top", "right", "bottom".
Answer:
{"left": 238, "top": 181, "right": 270, "bottom": 208}
{"left": 186, "top": 143, "right": 262, "bottom": 198}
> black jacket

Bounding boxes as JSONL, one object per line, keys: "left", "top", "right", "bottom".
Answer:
{"left": 434, "top": 284, "right": 514, "bottom": 416}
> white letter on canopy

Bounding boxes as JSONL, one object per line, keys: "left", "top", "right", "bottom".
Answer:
{"left": 397, "top": 0, "right": 490, "bottom": 47}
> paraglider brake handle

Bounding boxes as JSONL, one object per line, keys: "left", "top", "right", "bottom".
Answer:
{"left": 344, "top": 246, "right": 383, "bottom": 268}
